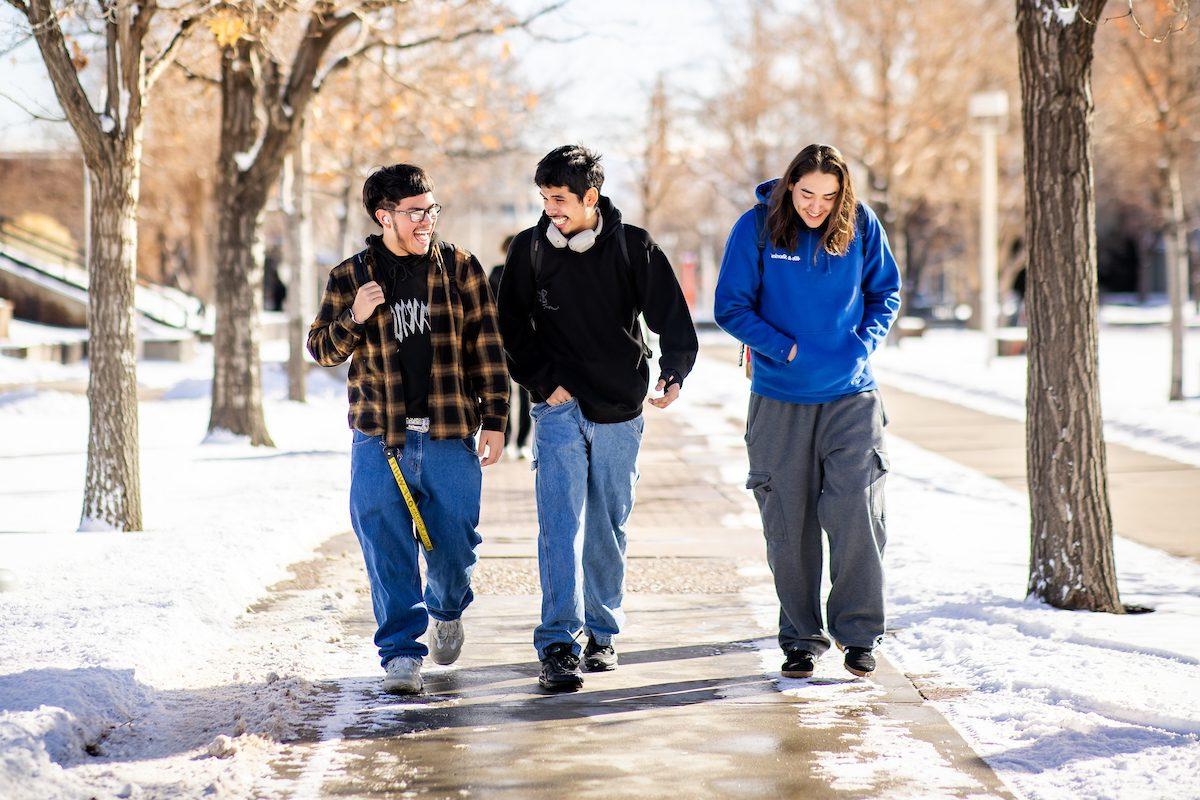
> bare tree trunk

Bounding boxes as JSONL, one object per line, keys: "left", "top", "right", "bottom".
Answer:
{"left": 209, "top": 41, "right": 274, "bottom": 445}
{"left": 1164, "top": 154, "right": 1188, "bottom": 402}
{"left": 284, "top": 119, "right": 314, "bottom": 403}
{"left": 1136, "top": 231, "right": 1153, "bottom": 305}
{"left": 81, "top": 153, "right": 144, "bottom": 530}
{"left": 1016, "top": 0, "right": 1122, "bottom": 613}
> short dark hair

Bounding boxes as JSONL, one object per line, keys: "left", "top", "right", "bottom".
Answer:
{"left": 534, "top": 145, "right": 604, "bottom": 200}
{"left": 362, "top": 164, "right": 434, "bottom": 226}
{"left": 501, "top": 234, "right": 516, "bottom": 256}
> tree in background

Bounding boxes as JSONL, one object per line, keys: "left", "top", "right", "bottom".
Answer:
{"left": 4, "top": 0, "right": 206, "bottom": 531}
{"left": 1108, "top": 2, "right": 1197, "bottom": 401}
{"left": 702, "top": 0, "right": 790, "bottom": 200}
{"left": 138, "top": 43, "right": 220, "bottom": 300}
{"left": 797, "top": 0, "right": 1019, "bottom": 317}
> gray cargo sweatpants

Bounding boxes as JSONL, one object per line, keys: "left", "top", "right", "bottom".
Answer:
{"left": 745, "top": 390, "right": 889, "bottom": 656}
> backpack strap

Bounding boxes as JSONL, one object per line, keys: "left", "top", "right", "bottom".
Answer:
{"left": 739, "top": 204, "right": 770, "bottom": 371}
{"left": 615, "top": 222, "right": 631, "bottom": 272}
{"left": 352, "top": 250, "right": 370, "bottom": 289}
{"left": 530, "top": 229, "right": 543, "bottom": 281}
{"left": 615, "top": 222, "right": 653, "bottom": 364}
{"left": 438, "top": 240, "right": 459, "bottom": 301}
{"left": 752, "top": 203, "right": 768, "bottom": 278}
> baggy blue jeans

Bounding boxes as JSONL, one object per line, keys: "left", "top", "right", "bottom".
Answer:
{"left": 530, "top": 398, "right": 644, "bottom": 658}
{"left": 349, "top": 428, "right": 482, "bottom": 666}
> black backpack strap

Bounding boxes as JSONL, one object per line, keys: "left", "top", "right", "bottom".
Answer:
{"left": 352, "top": 250, "right": 370, "bottom": 288}
{"left": 615, "top": 222, "right": 653, "bottom": 364}
{"left": 752, "top": 203, "right": 768, "bottom": 278}
{"left": 439, "top": 240, "right": 459, "bottom": 299}
{"left": 529, "top": 229, "right": 543, "bottom": 282}
{"left": 615, "top": 222, "right": 631, "bottom": 272}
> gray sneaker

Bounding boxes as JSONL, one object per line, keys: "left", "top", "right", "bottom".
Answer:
{"left": 382, "top": 656, "right": 423, "bottom": 694}
{"left": 429, "top": 618, "right": 464, "bottom": 665}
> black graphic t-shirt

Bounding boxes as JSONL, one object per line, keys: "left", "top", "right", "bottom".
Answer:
{"left": 369, "top": 236, "right": 432, "bottom": 417}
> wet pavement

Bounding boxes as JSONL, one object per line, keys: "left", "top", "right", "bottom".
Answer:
{"left": 265, "top": 399, "right": 1015, "bottom": 799}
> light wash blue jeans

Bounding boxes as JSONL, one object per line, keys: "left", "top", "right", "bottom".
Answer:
{"left": 530, "top": 398, "right": 644, "bottom": 658}
{"left": 349, "top": 428, "right": 482, "bottom": 666}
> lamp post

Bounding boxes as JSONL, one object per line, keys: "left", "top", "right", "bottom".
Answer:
{"left": 970, "top": 90, "right": 1008, "bottom": 364}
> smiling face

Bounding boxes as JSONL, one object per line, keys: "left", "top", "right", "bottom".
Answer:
{"left": 375, "top": 192, "right": 438, "bottom": 256}
{"left": 790, "top": 171, "right": 841, "bottom": 229}
{"left": 539, "top": 185, "right": 599, "bottom": 237}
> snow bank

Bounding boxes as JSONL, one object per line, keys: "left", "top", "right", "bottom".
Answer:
{"left": 0, "top": 350, "right": 359, "bottom": 798}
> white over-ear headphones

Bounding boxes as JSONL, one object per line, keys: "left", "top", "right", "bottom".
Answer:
{"left": 545, "top": 209, "right": 603, "bottom": 253}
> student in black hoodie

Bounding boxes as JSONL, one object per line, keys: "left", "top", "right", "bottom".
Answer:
{"left": 497, "top": 144, "right": 698, "bottom": 692}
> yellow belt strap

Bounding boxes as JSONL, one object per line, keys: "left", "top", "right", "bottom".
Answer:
{"left": 387, "top": 453, "right": 434, "bottom": 552}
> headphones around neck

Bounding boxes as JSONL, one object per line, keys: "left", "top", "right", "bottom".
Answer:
{"left": 545, "top": 209, "right": 603, "bottom": 253}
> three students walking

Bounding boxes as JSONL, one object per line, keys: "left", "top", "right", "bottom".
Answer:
{"left": 309, "top": 142, "right": 900, "bottom": 694}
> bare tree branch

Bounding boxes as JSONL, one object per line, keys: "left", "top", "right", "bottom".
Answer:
{"left": 315, "top": 0, "right": 568, "bottom": 89}
{"left": 1105, "top": 0, "right": 1191, "bottom": 41}
{"left": 171, "top": 57, "right": 219, "bottom": 85}
{"left": 26, "top": 0, "right": 104, "bottom": 162}
{"left": 0, "top": 88, "right": 66, "bottom": 121}
{"left": 146, "top": 3, "right": 213, "bottom": 89}
{"left": 1118, "top": 36, "right": 1168, "bottom": 117}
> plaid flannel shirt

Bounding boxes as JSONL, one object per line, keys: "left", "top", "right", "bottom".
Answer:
{"left": 307, "top": 240, "right": 509, "bottom": 450}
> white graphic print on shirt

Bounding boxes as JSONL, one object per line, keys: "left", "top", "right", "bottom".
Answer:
{"left": 391, "top": 298, "right": 430, "bottom": 343}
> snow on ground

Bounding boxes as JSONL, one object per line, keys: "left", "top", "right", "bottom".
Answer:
{"left": 870, "top": 323, "right": 1200, "bottom": 467}
{"left": 0, "top": 344, "right": 366, "bottom": 799}
{"left": 682, "top": 344, "right": 1200, "bottom": 800}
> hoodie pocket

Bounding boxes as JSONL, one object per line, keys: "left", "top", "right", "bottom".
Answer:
{"left": 747, "top": 471, "right": 788, "bottom": 541}
{"left": 786, "top": 330, "right": 870, "bottom": 393}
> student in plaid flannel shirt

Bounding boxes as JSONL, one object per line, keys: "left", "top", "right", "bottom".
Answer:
{"left": 308, "top": 164, "right": 509, "bottom": 694}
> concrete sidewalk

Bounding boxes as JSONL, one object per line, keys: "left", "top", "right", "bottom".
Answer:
{"left": 880, "top": 385, "right": 1200, "bottom": 561}
{"left": 270, "top": 405, "right": 1015, "bottom": 799}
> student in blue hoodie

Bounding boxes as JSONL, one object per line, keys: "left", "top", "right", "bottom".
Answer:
{"left": 714, "top": 144, "right": 901, "bottom": 680}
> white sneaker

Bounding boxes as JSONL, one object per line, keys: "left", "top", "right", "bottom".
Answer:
{"left": 429, "top": 618, "right": 465, "bottom": 665}
{"left": 382, "top": 656, "right": 423, "bottom": 694}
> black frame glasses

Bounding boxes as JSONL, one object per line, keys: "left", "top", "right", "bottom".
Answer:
{"left": 384, "top": 203, "right": 443, "bottom": 223}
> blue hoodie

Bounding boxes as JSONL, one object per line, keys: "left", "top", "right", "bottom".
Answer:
{"left": 714, "top": 179, "right": 901, "bottom": 405}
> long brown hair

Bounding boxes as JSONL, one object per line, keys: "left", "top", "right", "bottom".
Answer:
{"left": 766, "top": 144, "right": 858, "bottom": 258}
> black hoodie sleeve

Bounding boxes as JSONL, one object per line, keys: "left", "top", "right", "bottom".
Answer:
{"left": 496, "top": 229, "right": 559, "bottom": 399}
{"left": 635, "top": 234, "right": 699, "bottom": 387}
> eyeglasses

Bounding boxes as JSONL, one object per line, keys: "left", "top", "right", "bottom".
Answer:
{"left": 384, "top": 203, "right": 443, "bottom": 223}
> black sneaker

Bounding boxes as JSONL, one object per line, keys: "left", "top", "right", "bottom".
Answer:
{"left": 582, "top": 635, "right": 617, "bottom": 672}
{"left": 781, "top": 649, "right": 815, "bottom": 678}
{"left": 843, "top": 646, "right": 876, "bottom": 677}
{"left": 539, "top": 643, "right": 584, "bottom": 692}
